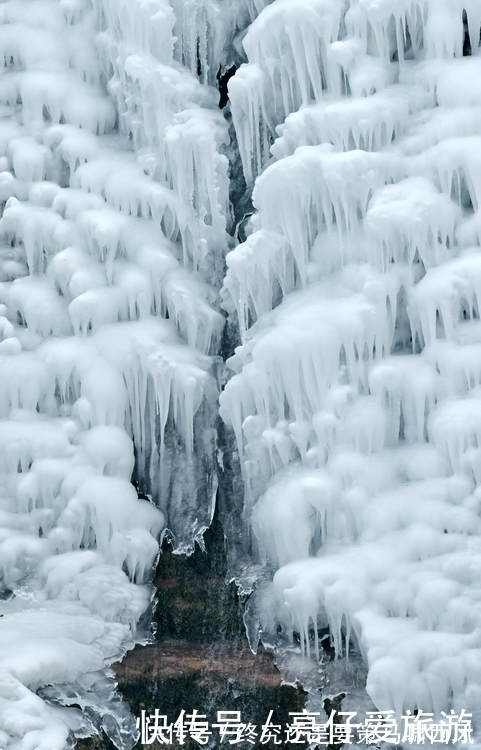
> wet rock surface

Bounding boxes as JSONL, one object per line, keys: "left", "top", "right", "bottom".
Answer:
{"left": 76, "top": 510, "right": 306, "bottom": 749}
{"left": 153, "top": 506, "right": 245, "bottom": 643}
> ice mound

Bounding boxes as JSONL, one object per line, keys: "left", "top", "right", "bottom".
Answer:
{"left": 0, "top": 409, "right": 164, "bottom": 748}
{"left": 221, "top": 0, "right": 481, "bottom": 724}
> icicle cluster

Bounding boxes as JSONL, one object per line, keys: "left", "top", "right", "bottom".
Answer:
{"left": 0, "top": 0, "right": 241, "bottom": 746}
{"left": 3, "top": 0, "right": 481, "bottom": 740}
{"left": 221, "top": 0, "right": 481, "bottom": 721}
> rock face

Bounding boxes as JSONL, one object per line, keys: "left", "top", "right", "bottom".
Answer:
{"left": 77, "top": 510, "right": 306, "bottom": 749}
{"left": 113, "top": 641, "right": 306, "bottom": 749}
{"left": 153, "top": 507, "right": 244, "bottom": 643}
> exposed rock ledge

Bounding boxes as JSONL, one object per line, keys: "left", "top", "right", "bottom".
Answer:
{"left": 76, "top": 509, "right": 306, "bottom": 749}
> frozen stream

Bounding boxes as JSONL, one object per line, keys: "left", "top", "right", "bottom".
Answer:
{"left": 0, "top": 0, "right": 480, "bottom": 747}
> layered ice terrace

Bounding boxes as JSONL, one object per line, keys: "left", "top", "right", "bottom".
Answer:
{"left": 221, "top": 0, "right": 481, "bottom": 727}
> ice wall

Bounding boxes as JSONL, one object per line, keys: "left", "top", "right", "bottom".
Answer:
{"left": 2, "top": 0, "right": 481, "bottom": 742}
{"left": 0, "top": 0, "right": 243, "bottom": 746}
{"left": 221, "top": 0, "right": 481, "bottom": 721}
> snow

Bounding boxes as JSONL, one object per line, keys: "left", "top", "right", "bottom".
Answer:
{"left": 220, "top": 0, "right": 481, "bottom": 728}
{"left": 1, "top": 0, "right": 481, "bottom": 742}
{"left": 0, "top": 0, "right": 228, "bottom": 745}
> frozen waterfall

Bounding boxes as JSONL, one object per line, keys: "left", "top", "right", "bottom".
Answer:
{"left": 221, "top": 0, "right": 481, "bottom": 728}
{"left": 0, "top": 0, "right": 480, "bottom": 746}
{"left": 0, "top": 0, "right": 230, "bottom": 745}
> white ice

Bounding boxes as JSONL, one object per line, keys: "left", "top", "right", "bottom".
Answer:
{"left": 220, "top": 0, "right": 481, "bottom": 726}
{"left": 3, "top": 0, "right": 481, "bottom": 740}
{"left": 0, "top": 0, "right": 233, "bottom": 746}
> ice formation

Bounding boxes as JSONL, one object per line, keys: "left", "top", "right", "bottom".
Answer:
{"left": 2, "top": 0, "right": 481, "bottom": 744}
{"left": 0, "top": 0, "right": 239, "bottom": 746}
{"left": 220, "top": 0, "right": 481, "bottom": 726}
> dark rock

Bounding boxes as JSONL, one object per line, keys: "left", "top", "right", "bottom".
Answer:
{"left": 75, "top": 507, "right": 307, "bottom": 749}
{"left": 153, "top": 503, "right": 245, "bottom": 642}
{"left": 112, "top": 640, "right": 306, "bottom": 748}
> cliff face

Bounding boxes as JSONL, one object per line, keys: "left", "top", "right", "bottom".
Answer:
{"left": 78, "top": 509, "right": 306, "bottom": 750}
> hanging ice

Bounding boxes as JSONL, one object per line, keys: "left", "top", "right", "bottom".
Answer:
{"left": 3, "top": 0, "right": 481, "bottom": 743}
{"left": 220, "top": 0, "right": 481, "bottom": 727}
{"left": 0, "top": 0, "right": 236, "bottom": 746}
